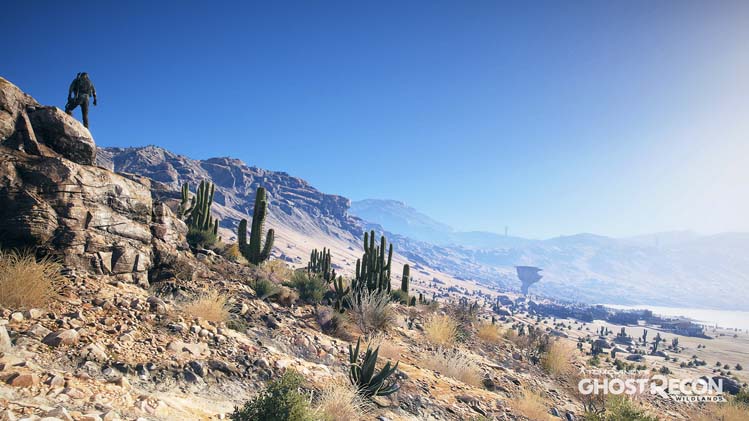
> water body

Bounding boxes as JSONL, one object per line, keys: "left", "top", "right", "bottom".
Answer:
{"left": 603, "top": 304, "right": 749, "bottom": 331}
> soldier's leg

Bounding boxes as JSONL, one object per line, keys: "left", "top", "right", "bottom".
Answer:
{"left": 81, "top": 99, "right": 89, "bottom": 128}
{"left": 65, "top": 98, "right": 76, "bottom": 115}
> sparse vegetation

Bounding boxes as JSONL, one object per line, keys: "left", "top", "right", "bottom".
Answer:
{"left": 315, "top": 380, "right": 370, "bottom": 421}
{"left": 421, "top": 348, "right": 482, "bottom": 387}
{"left": 511, "top": 390, "right": 551, "bottom": 421}
{"left": 424, "top": 314, "right": 458, "bottom": 347}
{"left": 389, "top": 289, "right": 409, "bottom": 304}
{"left": 582, "top": 396, "right": 658, "bottom": 421}
{"left": 252, "top": 277, "right": 280, "bottom": 300}
{"left": 288, "top": 271, "right": 327, "bottom": 304}
{"left": 476, "top": 323, "right": 503, "bottom": 344}
{"left": 263, "top": 259, "right": 294, "bottom": 281}
{"left": 0, "top": 249, "right": 62, "bottom": 309}
{"left": 542, "top": 339, "right": 575, "bottom": 376}
{"left": 183, "top": 290, "right": 229, "bottom": 323}
{"left": 365, "top": 332, "right": 402, "bottom": 361}
{"left": 346, "top": 288, "right": 396, "bottom": 334}
{"left": 316, "top": 306, "right": 356, "bottom": 341}
{"left": 348, "top": 338, "right": 400, "bottom": 398}
{"left": 230, "top": 370, "right": 314, "bottom": 421}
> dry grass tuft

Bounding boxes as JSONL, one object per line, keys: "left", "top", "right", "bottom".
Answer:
{"left": 365, "top": 332, "right": 402, "bottom": 361}
{"left": 261, "top": 259, "right": 294, "bottom": 282}
{"left": 183, "top": 290, "right": 229, "bottom": 323}
{"left": 476, "top": 323, "right": 503, "bottom": 344}
{"left": 542, "top": 340, "right": 575, "bottom": 376}
{"left": 424, "top": 314, "right": 458, "bottom": 347}
{"left": 0, "top": 249, "right": 62, "bottom": 309}
{"left": 692, "top": 402, "right": 749, "bottom": 421}
{"left": 421, "top": 348, "right": 482, "bottom": 387}
{"left": 511, "top": 390, "right": 551, "bottom": 421}
{"left": 315, "top": 380, "right": 370, "bottom": 421}
{"left": 346, "top": 288, "right": 396, "bottom": 334}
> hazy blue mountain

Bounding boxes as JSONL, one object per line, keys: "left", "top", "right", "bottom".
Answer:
{"left": 352, "top": 199, "right": 749, "bottom": 311}
{"left": 350, "top": 199, "right": 530, "bottom": 249}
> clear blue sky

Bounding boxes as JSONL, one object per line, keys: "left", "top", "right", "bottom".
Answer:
{"left": 3, "top": 1, "right": 748, "bottom": 239}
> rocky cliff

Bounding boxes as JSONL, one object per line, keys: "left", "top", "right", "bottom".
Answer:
{"left": 0, "top": 77, "right": 188, "bottom": 286}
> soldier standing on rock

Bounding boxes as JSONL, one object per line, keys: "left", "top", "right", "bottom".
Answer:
{"left": 64, "top": 72, "right": 97, "bottom": 128}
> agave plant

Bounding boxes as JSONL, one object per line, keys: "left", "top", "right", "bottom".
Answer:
{"left": 348, "top": 338, "right": 400, "bottom": 398}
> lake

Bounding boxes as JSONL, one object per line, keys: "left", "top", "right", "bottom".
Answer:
{"left": 602, "top": 304, "right": 749, "bottom": 331}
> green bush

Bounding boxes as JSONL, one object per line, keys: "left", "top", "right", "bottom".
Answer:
{"left": 288, "top": 271, "right": 327, "bottom": 304}
{"left": 736, "top": 388, "right": 749, "bottom": 406}
{"left": 252, "top": 278, "right": 279, "bottom": 300}
{"left": 582, "top": 396, "right": 658, "bottom": 421}
{"left": 230, "top": 371, "right": 314, "bottom": 421}
{"left": 389, "top": 289, "right": 409, "bottom": 304}
{"left": 187, "top": 226, "right": 217, "bottom": 248}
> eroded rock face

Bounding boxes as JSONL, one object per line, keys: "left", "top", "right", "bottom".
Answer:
{"left": 0, "top": 149, "right": 154, "bottom": 284}
{"left": 28, "top": 106, "right": 97, "bottom": 165}
{"left": 0, "top": 77, "right": 187, "bottom": 285}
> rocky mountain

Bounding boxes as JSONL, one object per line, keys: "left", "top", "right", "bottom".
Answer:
{"left": 353, "top": 200, "right": 749, "bottom": 311}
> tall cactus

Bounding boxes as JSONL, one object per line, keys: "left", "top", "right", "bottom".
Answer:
{"left": 332, "top": 276, "right": 350, "bottom": 312}
{"left": 352, "top": 230, "right": 393, "bottom": 294}
{"left": 308, "top": 247, "right": 336, "bottom": 282}
{"left": 400, "top": 264, "right": 410, "bottom": 294}
{"left": 180, "top": 181, "right": 219, "bottom": 245}
{"left": 238, "top": 186, "right": 274, "bottom": 264}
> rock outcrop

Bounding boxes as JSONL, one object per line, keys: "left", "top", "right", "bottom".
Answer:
{"left": 0, "top": 77, "right": 187, "bottom": 285}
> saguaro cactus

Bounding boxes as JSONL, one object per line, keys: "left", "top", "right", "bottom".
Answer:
{"left": 238, "top": 187, "right": 275, "bottom": 264}
{"left": 400, "top": 264, "right": 410, "bottom": 294}
{"left": 352, "top": 230, "right": 393, "bottom": 294}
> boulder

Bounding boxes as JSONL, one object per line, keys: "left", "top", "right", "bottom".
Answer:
{"left": 0, "top": 325, "right": 11, "bottom": 352}
{"left": 42, "top": 329, "right": 79, "bottom": 347}
{"left": 28, "top": 106, "right": 96, "bottom": 165}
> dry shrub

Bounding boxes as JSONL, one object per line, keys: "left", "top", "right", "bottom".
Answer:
{"left": 345, "top": 289, "right": 396, "bottom": 334}
{"left": 273, "top": 285, "right": 299, "bottom": 307}
{"left": 316, "top": 307, "right": 356, "bottom": 341}
{"left": 315, "top": 380, "right": 370, "bottom": 421}
{"left": 511, "top": 390, "right": 551, "bottom": 421}
{"left": 218, "top": 243, "right": 245, "bottom": 263}
{"left": 542, "top": 340, "right": 575, "bottom": 376}
{"left": 183, "top": 290, "right": 229, "bottom": 323}
{"left": 476, "top": 323, "right": 503, "bottom": 344}
{"left": 421, "top": 348, "right": 482, "bottom": 387}
{"left": 692, "top": 402, "right": 749, "bottom": 421}
{"left": 424, "top": 314, "right": 458, "bottom": 347}
{"left": 365, "top": 332, "right": 402, "bottom": 361}
{"left": 0, "top": 249, "right": 62, "bottom": 309}
{"left": 261, "top": 259, "right": 294, "bottom": 282}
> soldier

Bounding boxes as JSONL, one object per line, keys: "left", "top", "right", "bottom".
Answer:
{"left": 64, "top": 72, "right": 97, "bottom": 128}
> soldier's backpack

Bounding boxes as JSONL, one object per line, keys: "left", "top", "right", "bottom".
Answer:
{"left": 76, "top": 76, "right": 93, "bottom": 97}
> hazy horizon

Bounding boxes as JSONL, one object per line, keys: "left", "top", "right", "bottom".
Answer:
{"left": 3, "top": 1, "right": 748, "bottom": 238}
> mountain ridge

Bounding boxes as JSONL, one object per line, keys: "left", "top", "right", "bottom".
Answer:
{"left": 98, "top": 146, "right": 749, "bottom": 311}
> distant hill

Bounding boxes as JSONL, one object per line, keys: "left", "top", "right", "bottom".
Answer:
{"left": 351, "top": 199, "right": 749, "bottom": 311}
{"left": 350, "top": 199, "right": 530, "bottom": 249}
